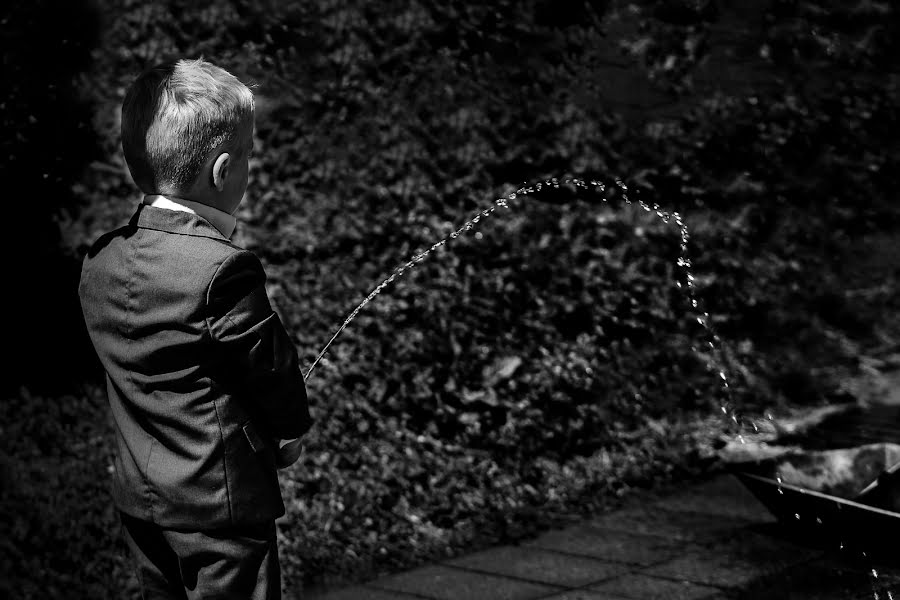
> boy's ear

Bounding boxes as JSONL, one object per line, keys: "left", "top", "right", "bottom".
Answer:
{"left": 212, "top": 153, "right": 230, "bottom": 192}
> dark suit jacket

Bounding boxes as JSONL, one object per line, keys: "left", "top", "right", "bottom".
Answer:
{"left": 79, "top": 203, "right": 312, "bottom": 528}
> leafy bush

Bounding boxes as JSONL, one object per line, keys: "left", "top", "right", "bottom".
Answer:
{"left": 4, "top": 0, "right": 898, "bottom": 597}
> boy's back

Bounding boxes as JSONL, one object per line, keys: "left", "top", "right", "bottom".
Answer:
{"left": 80, "top": 202, "right": 310, "bottom": 527}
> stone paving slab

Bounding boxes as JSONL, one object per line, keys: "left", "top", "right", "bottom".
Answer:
{"left": 588, "top": 573, "right": 724, "bottom": 599}
{"left": 442, "top": 545, "right": 631, "bottom": 587}
{"left": 300, "top": 585, "right": 427, "bottom": 600}
{"left": 647, "top": 474, "right": 775, "bottom": 523}
{"left": 641, "top": 525, "right": 824, "bottom": 589}
{"left": 535, "top": 590, "right": 631, "bottom": 600}
{"left": 369, "top": 564, "right": 560, "bottom": 600}
{"left": 523, "top": 526, "right": 684, "bottom": 567}
{"left": 589, "top": 504, "right": 762, "bottom": 543}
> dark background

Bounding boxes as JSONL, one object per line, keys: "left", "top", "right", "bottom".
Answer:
{"left": 2, "top": 0, "right": 899, "bottom": 597}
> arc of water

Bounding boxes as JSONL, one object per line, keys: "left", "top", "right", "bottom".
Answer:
{"left": 291, "top": 175, "right": 755, "bottom": 439}
{"left": 302, "top": 177, "right": 736, "bottom": 429}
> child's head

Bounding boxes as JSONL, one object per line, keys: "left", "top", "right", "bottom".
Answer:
{"left": 121, "top": 58, "right": 255, "bottom": 215}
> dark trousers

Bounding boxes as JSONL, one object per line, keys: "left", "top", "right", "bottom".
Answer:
{"left": 120, "top": 512, "right": 281, "bottom": 600}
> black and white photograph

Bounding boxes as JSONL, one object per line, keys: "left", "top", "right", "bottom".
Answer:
{"left": 2, "top": 0, "right": 900, "bottom": 598}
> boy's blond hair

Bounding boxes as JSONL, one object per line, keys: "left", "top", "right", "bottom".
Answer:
{"left": 121, "top": 58, "right": 255, "bottom": 194}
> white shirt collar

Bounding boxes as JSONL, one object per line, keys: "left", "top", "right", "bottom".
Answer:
{"left": 142, "top": 195, "right": 237, "bottom": 239}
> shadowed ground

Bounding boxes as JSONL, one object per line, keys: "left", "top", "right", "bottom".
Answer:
{"left": 303, "top": 473, "right": 900, "bottom": 600}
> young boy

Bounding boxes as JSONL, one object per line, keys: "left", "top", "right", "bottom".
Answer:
{"left": 79, "top": 58, "right": 312, "bottom": 599}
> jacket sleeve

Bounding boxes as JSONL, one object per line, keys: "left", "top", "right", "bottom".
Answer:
{"left": 206, "top": 250, "right": 313, "bottom": 440}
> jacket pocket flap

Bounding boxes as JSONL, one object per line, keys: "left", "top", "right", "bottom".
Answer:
{"left": 242, "top": 422, "right": 267, "bottom": 453}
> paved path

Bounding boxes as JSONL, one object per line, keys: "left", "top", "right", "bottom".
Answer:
{"left": 301, "top": 474, "right": 900, "bottom": 599}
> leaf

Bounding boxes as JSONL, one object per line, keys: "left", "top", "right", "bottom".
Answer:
{"left": 482, "top": 356, "right": 523, "bottom": 387}
{"left": 723, "top": 172, "right": 766, "bottom": 197}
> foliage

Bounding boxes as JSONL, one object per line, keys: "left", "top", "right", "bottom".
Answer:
{"left": 4, "top": 0, "right": 899, "bottom": 597}
{"left": 0, "top": 386, "right": 136, "bottom": 598}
